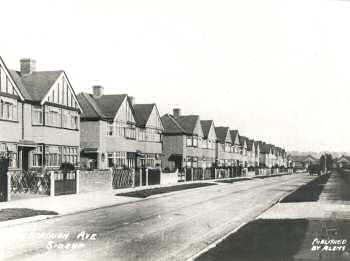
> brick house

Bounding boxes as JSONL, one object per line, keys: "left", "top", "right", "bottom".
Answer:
{"left": 254, "top": 141, "right": 260, "bottom": 167}
{"left": 246, "top": 139, "right": 256, "bottom": 167}
{"left": 0, "top": 57, "right": 82, "bottom": 171}
{"left": 161, "top": 109, "right": 204, "bottom": 170}
{"left": 239, "top": 136, "right": 248, "bottom": 167}
{"left": 215, "top": 127, "right": 234, "bottom": 168}
{"left": 200, "top": 120, "right": 217, "bottom": 168}
{"left": 229, "top": 130, "right": 241, "bottom": 166}
{"left": 77, "top": 86, "right": 163, "bottom": 170}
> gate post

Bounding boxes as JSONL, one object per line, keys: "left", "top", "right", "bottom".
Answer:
{"left": 191, "top": 168, "right": 194, "bottom": 181}
{"left": 202, "top": 168, "right": 205, "bottom": 180}
{"left": 76, "top": 170, "right": 80, "bottom": 194}
{"left": 50, "top": 171, "right": 55, "bottom": 197}
{"left": 146, "top": 168, "right": 149, "bottom": 186}
{"left": 139, "top": 169, "right": 142, "bottom": 187}
{"left": 7, "top": 172, "right": 11, "bottom": 201}
{"left": 132, "top": 168, "right": 135, "bottom": 187}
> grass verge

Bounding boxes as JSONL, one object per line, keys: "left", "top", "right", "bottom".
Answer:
{"left": 116, "top": 183, "right": 216, "bottom": 198}
{"left": 0, "top": 208, "right": 58, "bottom": 222}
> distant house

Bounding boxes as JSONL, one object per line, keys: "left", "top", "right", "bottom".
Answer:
{"left": 78, "top": 86, "right": 163, "bottom": 169}
{"left": 246, "top": 139, "right": 256, "bottom": 167}
{"left": 215, "top": 126, "right": 234, "bottom": 168}
{"left": 200, "top": 120, "right": 217, "bottom": 168}
{"left": 239, "top": 136, "right": 248, "bottom": 167}
{"left": 290, "top": 154, "right": 318, "bottom": 169}
{"left": 0, "top": 57, "right": 82, "bottom": 171}
{"left": 336, "top": 155, "right": 350, "bottom": 168}
{"left": 161, "top": 109, "right": 203, "bottom": 170}
{"left": 229, "top": 130, "right": 241, "bottom": 165}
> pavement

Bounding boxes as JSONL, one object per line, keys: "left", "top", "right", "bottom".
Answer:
{"left": 258, "top": 171, "right": 350, "bottom": 220}
{"left": 0, "top": 173, "right": 312, "bottom": 261}
{"left": 0, "top": 173, "right": 290, "bottom": 228}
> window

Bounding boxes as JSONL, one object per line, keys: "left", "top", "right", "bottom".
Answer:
{"left": 45, "top": 106, "right": 61, "bottom": 127}
{"left": 45, "top": 146, "right": 61, "bottom": 167}
{"left": 32, "top": 146, "right": 43, "bottom": 167}
{"left": 193, "top": 136, "right": 198, "bottom": 147}
{"left": 32, "top": 106, "right": 43, "bottom": 125}
{"left": 62, "top": 146, "right": 78, "bottom": 165}
{"left": 0, "top": 98, "right": 17, "bottom": 121}
{"left": 115, "top": 122, "right": 124, "bottom": 136}
{"left": 107, "top": 122, "right": 114, "bottom": 136}
{"left": 186, "top": 136, "right": 192, "bottom": 147}
{"left": 124, "top": 127, "right": 136, "bottom": 139}
{"left": 186, "top": 136, "right": 199, "bottom": 147}
{"left": 0, "top": 143, "right": 17, "bottom": 168}
{"left": 108, "top": 152, "right": 127, "bottom": 168}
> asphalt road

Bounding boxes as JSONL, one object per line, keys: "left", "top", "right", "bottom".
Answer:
{"left": 0, "top": 174, "right": 314, "bottom": 261}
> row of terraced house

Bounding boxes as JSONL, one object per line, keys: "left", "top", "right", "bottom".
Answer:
{"left": 0, "top": 57, "right": 288, "bottom": 179}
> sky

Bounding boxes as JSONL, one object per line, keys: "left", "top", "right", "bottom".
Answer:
{"left": 1, "top": 0, "right": 350, "bottom": 152}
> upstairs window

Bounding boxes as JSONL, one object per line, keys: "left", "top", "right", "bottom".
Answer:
{"left": 186, "top": 136, "right": 198, "bottom": 147}
{"left": 107, "top": 122, "right": 114, "bottom": 136}
{"left": 0, "top": 98, "right": 17, "bottom": 121}
{"left": 32, "top": 105, "right": 43, "bottom": 125}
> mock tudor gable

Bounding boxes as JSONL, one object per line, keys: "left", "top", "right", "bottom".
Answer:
{"left": 0, "top": 56, "right": 24, "bottom": 100}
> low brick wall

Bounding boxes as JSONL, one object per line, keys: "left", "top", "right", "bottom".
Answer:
{"left": 79, "top": 169, "right": 112, "bottom": 193}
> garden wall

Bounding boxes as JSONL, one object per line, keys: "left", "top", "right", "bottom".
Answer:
{"left": 79, "top": 169, "right": 112, "bottom": 193}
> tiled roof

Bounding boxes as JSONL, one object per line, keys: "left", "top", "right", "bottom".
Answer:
{"left": 246, "top": 139, "right": 254, "bottom": 150}
{"left": 215, "top": 127, "right": 230, "bottom": 143}
{"left": 200, "top": 120, "right": 213, "bottom": 139}
{"left": 10, "top": 70, "right": 63, "bottom": 101}
{"left": 161, "top": 114, "right": 185, "bottom": 134}
{"left": 239, "top": 136, "right": 248, "bottom": 146}
{"left": 230, "top": 130, "right": 239, "bottom": 144}
{"left": 175, "top": 115, "right": 200, "bottom": 135}
{"left": 77, "top": 92, "right": 127, "bottom": 120}
{"left": 133, "top": 104, "right": 155, "bottom": 127}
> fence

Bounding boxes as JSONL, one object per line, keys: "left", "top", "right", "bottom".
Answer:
{"left": 112, "top": 168, "right": 134, "bottom": 189}
{"left": 10, "top": 170, "right": 50, "bottom": 197}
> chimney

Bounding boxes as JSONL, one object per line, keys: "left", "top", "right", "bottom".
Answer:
{"left": 92, "top": 85, "right": 104, "bottom": 98}
{"left": 128, "top": 96, "right": 135, "bottom": 106}
{"left": 173, "top": 108, "right": 181, "bottom": 117}
{"left": 20, "top": 58, "right": 36, "bottom": 75}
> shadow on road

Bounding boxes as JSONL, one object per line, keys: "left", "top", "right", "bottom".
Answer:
{"left": 196, "top": 218, "right": 350, "bottom": 261}
{"left": 280, "top": 174, "right": 330, "bottom": 203}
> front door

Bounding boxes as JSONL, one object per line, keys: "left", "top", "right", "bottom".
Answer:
{"left": 18, "top": 147, "right": 30, "bottom": 171}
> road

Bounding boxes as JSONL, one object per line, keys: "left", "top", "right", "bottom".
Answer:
{"left": 0, "top": 174, "right": 314, "bottom": 261}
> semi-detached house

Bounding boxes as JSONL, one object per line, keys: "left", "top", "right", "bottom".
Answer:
{"left": 0, "top": 57, "right": 82, "bottom": 171}
{"left": 161, "top": 109, "right": 204, "bottom": 170}
{"left": 77, "top": 86, "right": 163, "bottom": 170}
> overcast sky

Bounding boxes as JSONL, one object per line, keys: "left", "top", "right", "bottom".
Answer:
{"left": 1, "top": 0, "right": 350, "bottom": 152}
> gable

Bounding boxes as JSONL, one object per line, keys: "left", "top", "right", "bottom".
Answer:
{"left": 146, "top": 105, "right": 164, "bottom": 130}
{"left": 192, "top": 118, "right": 204, "bottom": 137}
{"left": 0, "top": 57, "right": 23, "bottom": 100}
{"left": 207, "top": 122, "right": 217, "bottom": 141}
{"left": 224, "top": 130, "right": 232, "bottom": 143}
{"left": 42, "top": 72, "right": 81, "bottom": 111}
{"left": 234, "top": 135, "right": 240, "bottom": 145}
{"left": 114, "top": 97, "right": 136, "bottom": 124}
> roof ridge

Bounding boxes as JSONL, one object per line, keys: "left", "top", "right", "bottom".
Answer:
{"left": 167, "top": 114, "right": 186, "bottom": 133}
{"left": 81, "top": 92, "right": 104, "bottom": 118}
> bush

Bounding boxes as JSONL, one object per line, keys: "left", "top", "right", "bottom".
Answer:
{"left": 60, "top": 162, "right": 75, "bottom": 173}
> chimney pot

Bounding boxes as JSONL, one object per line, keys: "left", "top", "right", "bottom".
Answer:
{"left": 173, "top": 108, "right": 181, "bottom": 117}
{"left": 20, "top": 58, "right": 36, "bottom": 75}
{"left": 92, "top": 85, "right": 104, "bottom": 98}
{"left": 128, "top": 96, "right": 135, "bottom": 106}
